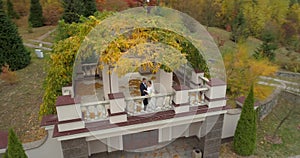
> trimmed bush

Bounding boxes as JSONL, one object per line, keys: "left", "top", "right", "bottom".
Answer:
{"left": 233, "top": 85, "right": 257, "bottom": 156}
{"left": 0, "top": 0, "right": 31, "bottom": 71}
{"left": 28, "top": 0, "right": 43, "bottom": 27}
{"left": 3, "top": 129, "right": 28, "bottom": 158}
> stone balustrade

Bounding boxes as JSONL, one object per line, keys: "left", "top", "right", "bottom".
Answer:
{"left": 125, "top": 92, "right": 174, "bottom": 116}
{"left": 80, "top": 101, "right": 109, "bottom": 122}
{"left": 188, "top": 87, "right": 208, "bottom": 106}
{"left": 81, "top": 63, "right": 98, "bottom": 77}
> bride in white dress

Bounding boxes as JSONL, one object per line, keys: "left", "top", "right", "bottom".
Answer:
{"left": 144, "top": 81, "right": 156, "bottom": 112}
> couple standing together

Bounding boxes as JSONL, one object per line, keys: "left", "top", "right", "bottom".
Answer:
{"left": 140, "top": 78, "right": 155, "bottom": 111}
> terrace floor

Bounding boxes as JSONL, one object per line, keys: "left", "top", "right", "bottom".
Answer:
{"left": 89, "top": 136, "right": 201, "bottom": 158}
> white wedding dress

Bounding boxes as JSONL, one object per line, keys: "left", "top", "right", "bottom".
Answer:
{"left": 145, "top": 85, "right": 156, "bottom": 111}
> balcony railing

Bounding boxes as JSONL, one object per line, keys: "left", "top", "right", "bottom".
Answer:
{"left": 80, "top": 83, "right": 209, "bottom": 121}
{"left": 188, "top": 87, "right": 208, "bottom": 106}
{"left": 81, "top": 63, "right": 98, "bottom": 77}
{"left": 125, "top": 92, "right": 174, "bottom": 116}
{"left": 81, "top": 101, "right": 109, "bottom": 121}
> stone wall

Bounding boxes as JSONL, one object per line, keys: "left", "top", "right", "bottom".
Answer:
{"left": 279, "top": 90, "right": 300, "bottom": 104}
{"left": 258, "top": 89, "right": 300, "bottom": 120}
{"left": 258, "top": 88, "right": 281, "bottom": 120}
{"left": 61, "top": 138, "right": 88, "bottom": 158}
{"left": 276, "top": 71, "right": 300, "bottom": 78}
{"left": 199, "top": 114, "right": 224, "bottom": 158}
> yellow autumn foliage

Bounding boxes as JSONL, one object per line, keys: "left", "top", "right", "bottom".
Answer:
{"left": 224, "top": 45, "right": 278, "bottom": 100}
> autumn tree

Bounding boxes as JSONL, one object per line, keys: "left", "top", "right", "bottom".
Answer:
{"left": 28, "top": 0, "right": 43, "bottom": 27}
{"left": 281, "top": 3, "right": 300, "bottom": 52}
{"left": 233, "top": 85, "right": 257, "bottom": 156}
{"left": 3, "top": 129, "right": 28, "bottom": 158}
{"left": 201, "top": 0, "right": 221, "bottom": 28}
{"left": 224, "top": 45, "right": 278, "bottom": 100}
{"left": 39, "top": 12, "right": 110, "bottom": 118}
{"left": 0, "top": 0, "right": 31, "bottom": 71}
{"left": 43, "top": 2, "right": 64, "bottom": 25}
{"left": 6, "top": 0, "right": 19, "bottom": 19}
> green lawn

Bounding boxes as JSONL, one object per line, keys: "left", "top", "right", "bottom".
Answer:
{"left": 0, "top": 22, "right": 55, "bottom": 143}
{"left": 255, "top": 95, "right": 300, "bottom": 157}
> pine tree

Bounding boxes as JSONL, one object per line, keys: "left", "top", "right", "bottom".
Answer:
{"left": 3, "top": 129, "right": 28, "bottom": 158}
{"left": 62, "top": 0, "right": 97, "bottom": 23}
{"left": 28, "top": 0, "right": 43, "bottom": 27}
{"left": 233, "top": 85, "right": 257, "bottom": 156}
{"left": 254, "top": 30, "right": 278, "bottom": 61}
{"left": 6, "top": 0, "right": 19, "bottom": 19}
{"left": 62, "top": 0, "right": 84, "bottom": 23}
{"left": 0, "top": 0, "right": 31, "bottom": 71}
{"left": 83, "top": 0, "right": 97, "bottom": 17}
{"left": 230, "top": 10, "right": 249, "bottom": 43}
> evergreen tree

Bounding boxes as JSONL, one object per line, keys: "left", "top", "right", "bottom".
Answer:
{"left": 233, "top": 85, "right": 257, "bottom": 156}
{"left": 229, "top": 0, "right": 249, "bottom": 43}
{"left": 61, "top": 0, "right": 84, "bottom": 23}
{"left": 6, "top": 0, "right": 19, "bottom": 19}
{"left": 28, "top": 0, "right": 43, "bottom": 27}
{"left": 0, "top": 0, "right": 31, "bottom": 71}
{"left": 62, "top": 0, "right": 97, "bottom": 23}
{"left": 230, "top": 10, "right": 249, "bottom": 43}
{"left": 83, "top": 0, "right": 97, "bottom": 17}
{"left": 254, "top": 30, "right": 278, "bottom": 61}
{"left": 3, "top": 129, "right": 28, "bottom": 158}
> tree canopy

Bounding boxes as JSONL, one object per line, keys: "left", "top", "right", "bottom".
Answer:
{"left": 28, "top": 0, "right": 43, "bottom": 27}
{"left": 233, "top": 85, "right": 257, "bottom": 156}
{"left": 0, "top": 0, "right": 31, "bottom": 71}
{"left": 3, "top": 129, "right": 28, "bottom": 158}
{"left": 61, "top": 0, "right": 97, "bottom": 23}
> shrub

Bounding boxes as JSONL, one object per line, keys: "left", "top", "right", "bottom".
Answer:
{"left": 233, "top": 85, "right": 257, "bottom": 156}
{"left": 3, "top": 128, "right": 28, "bottom": 158}
{"left": 28, "top": 0, "right": 43, "bottom": 27}
{"left": 0, "top": 0, "right": 31, "bottom": 71}
{"left": 43, "top": 2, "right": 63, "bottom": 25}
{"left": 0, "top": 64, "right": 18, "bottom": 85}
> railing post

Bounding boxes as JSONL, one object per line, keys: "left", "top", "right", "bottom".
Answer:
{"left": 94, "top": 105, "right": 98, "bottom": 119}
{"left": 201, "top": 92, "right": 205, "bottom": 104}
{"left": 86, "top": 107, "right": 90, "bottom": 121}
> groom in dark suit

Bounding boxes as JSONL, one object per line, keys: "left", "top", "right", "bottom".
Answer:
{"left": 140, "top": 78, "right": 148, "bottom": 111}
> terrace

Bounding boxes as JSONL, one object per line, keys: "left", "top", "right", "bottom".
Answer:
{"left": 47, "top": 60, "right": 228, "bottom": 157}
{"left": 64, "top": 62, "right": 222, "bottom": 123}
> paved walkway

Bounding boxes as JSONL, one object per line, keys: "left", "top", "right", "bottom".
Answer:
{"left": 90, "top": 137, "right": 200, "bottom": 158}
{"left": 24, "top": 29, "right": 55, "bottom": 51}
{"left": 258, "top": 76, "right": 300, "bottom": 93}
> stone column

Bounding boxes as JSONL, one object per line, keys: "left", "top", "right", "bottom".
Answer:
{"left": 199, "top": 114, "right": 224, "bottom": 158}
{"left": 102, "top": 65, "right": 120, "bottom": 100}
{"left": 155, "top": 69, "right": 173, "bottom": 93}
{"left": 61, "top": 138, "right": 88, "bottom": 158}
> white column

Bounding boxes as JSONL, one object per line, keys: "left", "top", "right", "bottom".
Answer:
{"left": 156, "top": 69, "right": 173, "bottom": 93}
{"left": 102, "top": 65, "right": 110, "bottom": 100}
